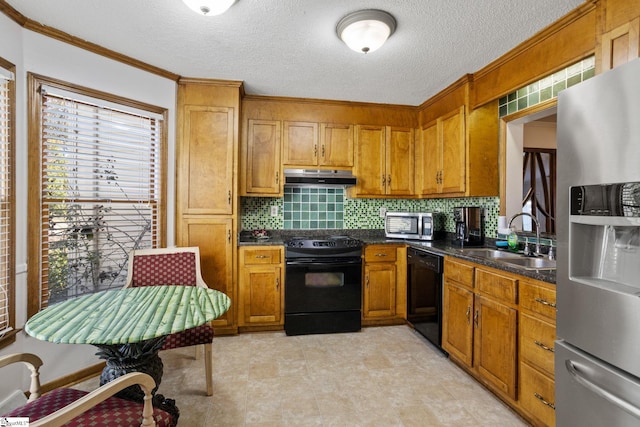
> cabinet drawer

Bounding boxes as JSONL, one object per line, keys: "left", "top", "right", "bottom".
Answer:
{"left": 520, "top": 281, "right": 556, "bottom": 320}
{"left": 519, "top": 362, "right": 556, "bottom": 427}
{"left": 444, "top": 257, "right": 474, "bottom": 289}
{"left": 364, "top": 245, "right": 397, "bottom": 263}
{"left": 475, "top": 268, "right": 517, "bottom": 304}
{"left": 242, "top": 248, "right": 281, "bottom": 265}
{"left": 520, "top": 313, "right": 555, "bottom": 377}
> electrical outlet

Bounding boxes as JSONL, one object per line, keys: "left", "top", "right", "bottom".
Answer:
{"left": 270, "top": 205, "right": 278, "bottom": 216}
{"left": 379, "top": 207, "right": 387, "bottom": 218}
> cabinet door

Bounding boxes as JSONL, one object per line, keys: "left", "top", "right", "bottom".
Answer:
{"left": 245, "top": 120, "right": 281, "bottom": 195}
{"left": 600, "top": 17, "right": 640, "bottom": 72}
{"left": 180, "top": 106, "right": 234, "bottom": 214}
{"left": 442, "top": 282, "right": 474, "bottom": 366}
{"left": 239, "top": 265, "right": 283, "bottom": 326}
{"left": 363, "top": 263, "right": 397, "bottom": 318}
{"left": 320, "top": 123, "right": 354, "bottom": 167}
{"left": 440, "top": 107, "right": 466, "bottom": 194}
{"left": 386, "top": 127, "right": 415, "bottom": 196}
{"left": 283, "top": 121, "right": 318, "bottom": 166}
{"left": 416, "top": 121, "right": 440, "bottom": 195}
{"left": 179, "top": 218, "right": 234, "bottom": 329}
{"left": 354, "top": 125, "right": 386, "bottom": 196}
{"left": 474, "top": 295, "right": 517, "bottom": 399}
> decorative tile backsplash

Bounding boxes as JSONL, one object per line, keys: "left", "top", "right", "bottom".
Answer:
{"left": 498, "top": 55, "right": 595, "bottom": 117}
{"left": 241, "top": 190, "right": 501, "bottom": 237}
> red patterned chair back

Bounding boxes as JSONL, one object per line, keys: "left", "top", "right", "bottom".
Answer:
{"left": 125, "top": 247, "right": 207, "bottom": 289}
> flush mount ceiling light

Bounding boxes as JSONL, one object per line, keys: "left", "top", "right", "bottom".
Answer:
{"left": 336, "top": 9, "right": 396, "bottom": 54}
{"left": 182, "top": 0, "right": 237, "bottom": 16}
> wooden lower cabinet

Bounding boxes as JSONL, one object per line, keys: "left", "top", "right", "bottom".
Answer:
{"left": 362, "top": 245, "right": 406, "bottom": 324}
{"left": 238, "top": 246, "right": 284, "bottom": 329}
{"left": 518, "top": 279, "right": 557, "bottom": 426}
{"left": 474, "top": 294, "right": 517, "bottom": 399}
{"left": 442, "top": 281, "right": 474, "bottom": 365}
{"left": 443, "top": 256, "right": 557, "bottom": 426}
{"left": 519, "top": 362, "right": 556, "bottom": 427}
{"left": 178, "top": 217, "right": 235, "bottom": 332}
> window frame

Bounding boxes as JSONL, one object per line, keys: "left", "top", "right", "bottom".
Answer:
{"left": 0, "top": 57, "right": 16, "bottom": 349}
{"left": 27, "top": 73, "right": 167, "bottom": 317}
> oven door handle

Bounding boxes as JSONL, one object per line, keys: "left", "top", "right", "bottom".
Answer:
{"left": 286, "top": 259, "right": 362, "bottom": 267}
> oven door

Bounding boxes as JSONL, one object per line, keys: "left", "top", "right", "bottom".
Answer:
{"left": 285, "top": 257, "right": 362, "bottom": 313}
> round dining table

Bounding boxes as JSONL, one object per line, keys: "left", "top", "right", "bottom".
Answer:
{"left": 25, "top": 285, "right": 231, "bottom": 422}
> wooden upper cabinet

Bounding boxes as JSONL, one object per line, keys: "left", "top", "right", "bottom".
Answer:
{"left": 283, "top": 121, "right": 318, "bottom": 166}
{"left": 416, "top": 121, "right": 439, "bottom": 195}
{"left": 600, "top": 17, "right": 640, "bottom": 72}
{"left": 319, "top": 123, "right": 354, "bottom": 167}
{"left": 386, "top": 127, "right": 415, "bottom": 196}
{"left": 354, "top": 125, "right": 387, "bottom": 196}
{"left": 244, "top": 119, "right": 282, "bottom": 196}
{"left": 416, "top": 107, "right": 465, "bottom": 197}
{"left": 354, "top": 125, "right": 415, "bottom": 197}
{"left": 440, "top": 107, "right": 466, "bottom": 194}
{"left": 180, "top": 105, "right": 235, "bottom": 215}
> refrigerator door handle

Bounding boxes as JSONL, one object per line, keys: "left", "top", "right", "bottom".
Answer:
{"left": 566, "top": 359, "right": 640, "bottom": 420}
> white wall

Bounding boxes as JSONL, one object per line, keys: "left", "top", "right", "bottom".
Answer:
{"left": 0, "top": 14, "right": 177, "bottom": 394}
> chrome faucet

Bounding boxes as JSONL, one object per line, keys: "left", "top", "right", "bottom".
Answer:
{"left": 508, "top": 212, "right": 540, "bottom": 255}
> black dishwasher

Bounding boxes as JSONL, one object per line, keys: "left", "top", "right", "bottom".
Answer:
{"left": 407, "top": 247, "right": 446, "bottom": 353}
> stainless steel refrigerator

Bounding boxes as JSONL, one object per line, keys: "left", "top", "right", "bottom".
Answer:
{"left": 556, "top": 57, "right": 640, "bottom": 426}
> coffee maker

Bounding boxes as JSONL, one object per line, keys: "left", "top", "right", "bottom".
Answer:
{"left": 453, "top": 207, "right": 485, "bottom": 246}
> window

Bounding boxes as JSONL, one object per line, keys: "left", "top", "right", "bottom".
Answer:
{"left": 28, "top": 74, "right": 166, "bottom": 315}
{"left": 0, "top": 58, "right": 15, "bottom": 347}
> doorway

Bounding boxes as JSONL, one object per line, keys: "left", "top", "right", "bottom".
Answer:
{"left": 501, "top": 99, "right": 557, "bottom": 234}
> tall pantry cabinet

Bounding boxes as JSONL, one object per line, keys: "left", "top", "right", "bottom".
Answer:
{"left": 176, "top": 78, "right": 243, "bottom": 334}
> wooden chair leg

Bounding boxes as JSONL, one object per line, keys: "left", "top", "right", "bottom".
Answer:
{"left": 204, "top": 343, "right": 213, "bottom": 396}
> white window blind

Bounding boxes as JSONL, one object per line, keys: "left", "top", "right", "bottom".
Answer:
{"left": 40, "top": 87, "right": 162, "bottom": 306}
{"left": 0, "top": 66, "right": 13, "bottom": 337}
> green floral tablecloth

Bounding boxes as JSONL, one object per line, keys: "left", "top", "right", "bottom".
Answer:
{"left": 25, "top": 286, "right": 231, "bottom": 345}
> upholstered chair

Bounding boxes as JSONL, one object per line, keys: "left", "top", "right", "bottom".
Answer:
{"left": 125, "top": 246, "right": 215, "bottom": 395}
{"left": 0, "top": 352, "right": 173, "bottom": 427}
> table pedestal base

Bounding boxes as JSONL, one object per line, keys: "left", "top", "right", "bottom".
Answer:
{"left": 94, "top": 337, "right": 179, "bottom": 426}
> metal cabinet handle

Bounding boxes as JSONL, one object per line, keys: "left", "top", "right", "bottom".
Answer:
{"left": 387, "top": 175, "right": 391, "bottom": 186}
{"left": 275, "top": 171, "right": 279, "bottom": 184}
{"left": 255, "top": 255, "right": 269, "bottom": 259}
{"left": 535, "top": 297, "right": 556, "bottom": 308}
{"left": 534, "top": 340, "right": 554, "bottom": 353}
{"left": 227, "top": 229, "right": 231, "bottom": 243}
{"left": 534, "top": 392, "right": 556, "bottom": 410}
{"left": 366, "top": 275, "right": 369, "bottom": 288}
{"left": 276, "top": 277, "right": 280, "bottom": 290}
{"left": 322, "top": 145, "right": 325, "bottom": 158}
{"left": 314, "top": 144, "right": 317, "bottom": 157}
{"left": 565, "top": 359, "right": 640, "bottom": 419}
{"left": 465, "top": 306, "right": 471, "bottom": 324}
{"left": 375, "top": 253, "right": 388, "bottom": 257}
{"left": 381, "top": 175, "right": 386, "bottom": 186}
{"left": 228, "top": 190, "right": 231, "bottom": 205}
{"left": 473, "top": 309, "right": 479, "bottom": 328}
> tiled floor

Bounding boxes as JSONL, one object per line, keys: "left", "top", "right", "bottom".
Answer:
{"left": 78, "top": 325, "right": 529, "bottom": 426}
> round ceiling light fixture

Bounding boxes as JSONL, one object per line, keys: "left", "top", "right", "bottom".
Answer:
{"left": 336, "top": 9, "right": 396, "bottom": 54}
{"left": 182, "top": 0, "right": 237, "bottom": 16}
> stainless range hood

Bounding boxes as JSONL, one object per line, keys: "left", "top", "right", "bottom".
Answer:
{"left": 283, "top": 169, "right": 357, "bottom": 188}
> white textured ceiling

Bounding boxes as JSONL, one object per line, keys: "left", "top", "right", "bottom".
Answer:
{"left": 6, "top": 0, "right": 585, "bottom": 105}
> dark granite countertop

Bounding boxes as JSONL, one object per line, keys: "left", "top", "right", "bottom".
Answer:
{"left": 238, "top": 229, "right": 556, "bottom": 284}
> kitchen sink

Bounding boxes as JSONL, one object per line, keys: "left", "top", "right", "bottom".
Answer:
{"left": 498, "top": 257, "right": 556, "bottom": 270}
{"left": 458, "top": 247, "right": 556, "bottom": 270}
{"left": 457, "top": 248, "right": 523, "bottom": 259}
